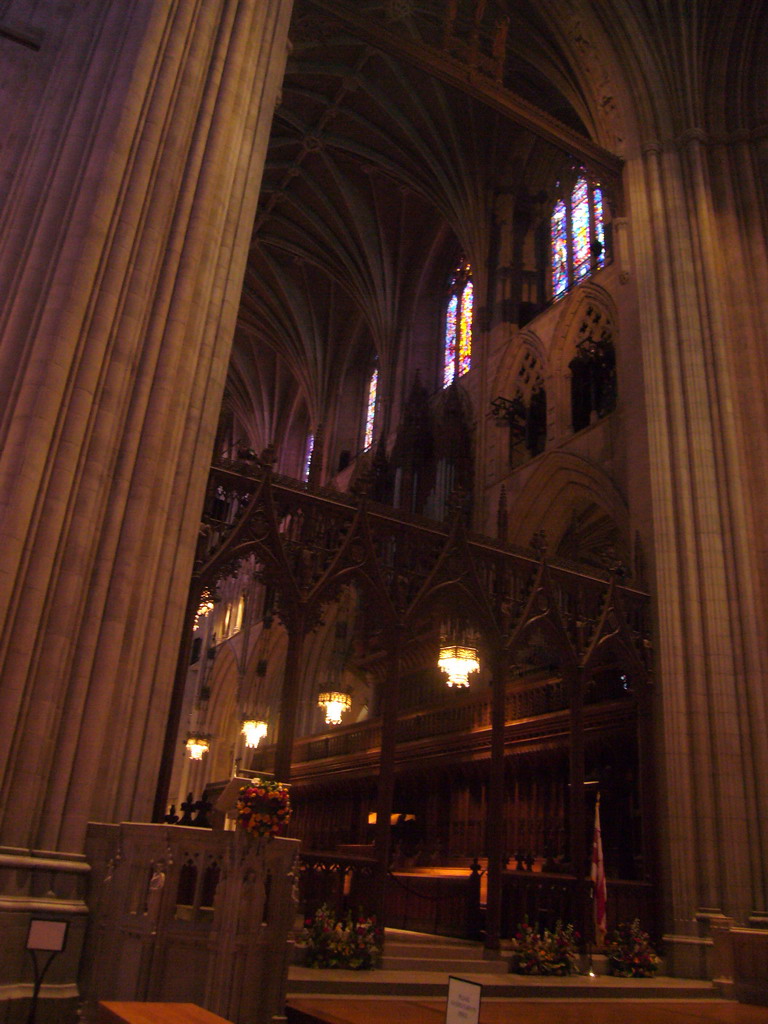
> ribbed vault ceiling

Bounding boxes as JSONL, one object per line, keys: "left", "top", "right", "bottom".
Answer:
{"left": 233, "top": 0, "right": 768, "bottom": 460}
{"left": 235, "top": 0, "right": 596, "bottom": 455}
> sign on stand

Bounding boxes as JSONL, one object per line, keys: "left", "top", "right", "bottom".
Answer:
{"left": 446, "top": 975, "right": 482, "bottom": 1024}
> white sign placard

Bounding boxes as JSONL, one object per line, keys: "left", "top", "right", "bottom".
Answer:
{"left": 26, "top": 919, "right": 68, "bottom": 952}
{"left": 446, "top": 975, "right": 482, "bottom": 1024}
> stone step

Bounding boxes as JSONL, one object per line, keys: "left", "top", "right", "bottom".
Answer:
{"left": 384, "top": 928, "right": 482, "bottom": 948}
{"left": 380, "top": 955, "right": 506, "bottom": 973}
{"left": 286, "top": 966, "right": 719, "bottom": 1000}
{"left": 383, "top": 941, "right": 486, "bottom": 959}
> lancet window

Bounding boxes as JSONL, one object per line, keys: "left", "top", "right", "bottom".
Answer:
{"left": 363, "top": 368, "right": 378, "bottom": 450}
{"left": 302, "top": 433, "right": 314, "bottom": 482}
{"left": 443, "top": 260, "right": 473, "bottom": 387}
{"left": 551, "top": 174, "right": 605, "bottom": 301}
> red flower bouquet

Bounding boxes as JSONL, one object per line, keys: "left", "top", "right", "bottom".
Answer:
{"left": 236, "top": 778, "right": 292, "bottom": 837}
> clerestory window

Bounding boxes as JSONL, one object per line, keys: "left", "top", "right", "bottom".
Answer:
{"left": 551, "top": 174, "right": 605, "bottom": 301}
{"left": 363, "top": 367, "right": 378, "bottom": 450}
{"left": 302, "top": 433, "right": 314, "bottom": 482}
{"left": 443, "top": 260, "right": 473, "bottom": 387}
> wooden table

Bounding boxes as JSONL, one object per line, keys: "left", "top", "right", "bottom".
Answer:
{"left": 98, "top": 1003, "right": 233, "bottom": 1024}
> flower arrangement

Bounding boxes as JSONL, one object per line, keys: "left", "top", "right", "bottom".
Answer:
{"left": 606, "top": 919, "right": 661, "bottom": 977}
{"left": 508, "top": 919, "right": 579, "bottom": 976}
{"left": 236, "top": 778, "right": 291, "bottom": 837}
{"left": 302, "top": 904, "right": 382, "bottom": 970}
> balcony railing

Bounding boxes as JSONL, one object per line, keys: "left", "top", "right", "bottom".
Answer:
{"left": 254, "top": 673, "right": 632, "bottom": 777}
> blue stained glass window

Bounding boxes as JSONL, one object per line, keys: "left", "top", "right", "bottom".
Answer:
{"left": 593, "top": 185, "right": 605, "bottom": 268}
{"left": 444, "top": 294, "right": 459, "bottom": 387}
{"left": 551, "top": 173, "right": 607, "bottom": 300}
{"left": 364, "top": 368, "right": 378, "bottom": 449}
{"left": 551, "top": 200, "right": 569, "bottom": 299}
{"left": 571, "top": 177, "right": 590, "bottom": 281}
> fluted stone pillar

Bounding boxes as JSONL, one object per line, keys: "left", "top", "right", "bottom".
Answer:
{"left": 0, "top": 0, "right": 293, "bottom": 1013}
{"left": 627, "top": 131, "right": 768, "bottom": 974}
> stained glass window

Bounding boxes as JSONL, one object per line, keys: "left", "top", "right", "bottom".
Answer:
{"left": 593, "top": 186, "right": 605, "bottom": 268}
{"left": 458, "top": 281, "right": 473, "bottom": 377}
{"left": 444, "top": 294, "right": 458, "bottom": 387}
{"left": 551, "top": 199, "right": 568, "bottom": 300}
{"left": 364, "top": 368, "right": 378, "bottom": 449}
{"left": 302, "top": 433, "right": 314, "bottom": 482}
{"left": 571, "top": 176, "right": 590, "bottom": 281}
{"left": 443, "top": 261, "right": 472, "bottom": 387}
{"left": 550, "top": 174, "right": 607, "bottom": 300}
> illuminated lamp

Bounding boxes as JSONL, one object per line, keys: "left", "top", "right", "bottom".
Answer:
{"left": 185, "top": 733, "right": 211, "bottom": 760}
{"left": 317, "top": 690, "right": 352, "bottom": 726}
{"left": 438, "top": 643, "right": 480, "bottom": 688}
{"left": 241, "top": 719, "right": 268, "bottom": 749}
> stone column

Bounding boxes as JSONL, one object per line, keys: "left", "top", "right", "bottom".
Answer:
{"left": 0, "top": 0, "right": 293, "bottom": 1009}
{"left": 627, "top": 130, "right": 768, "bottom": 974}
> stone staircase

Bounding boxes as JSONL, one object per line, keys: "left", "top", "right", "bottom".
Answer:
{"left": 380, "top": 929, "right": 506, "bottom": 975}
{"left": 287, "top": 929, "right": 719, "bottom": 999}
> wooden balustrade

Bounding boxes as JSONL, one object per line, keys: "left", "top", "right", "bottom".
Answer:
{"left": 298, "top": 852, "right": 378, "bottom": 922}
{"left": 263, "top": 672, "right": 618, "bottom": 775}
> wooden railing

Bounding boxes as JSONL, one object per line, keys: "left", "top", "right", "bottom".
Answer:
{"left": 385, "top": 868, "right": 482, "bottom": 940}
{"left": 297, "top": 854, "right": 656, "bottom": 942}
{"left": 273, "top": 672, "right": 610, "bottom": 773}
{"left": 500, "top": 871, "right": 658, "bottom": 942}
{"left": 298, "top": 851, "right": 378, "bottom": 921}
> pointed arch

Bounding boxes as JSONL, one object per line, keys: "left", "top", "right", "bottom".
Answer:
{"left": 505, "top": 451, "right": 631, "bottom": 573}
{"left": 549, "top": 283, "right": 619, "bottom": 438}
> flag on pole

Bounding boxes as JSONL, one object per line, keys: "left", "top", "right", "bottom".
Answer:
{"left": 591, "top": 793, "right": 607, "bottom": 945}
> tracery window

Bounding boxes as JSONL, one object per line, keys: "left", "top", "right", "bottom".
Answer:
{"left": 443, "top": 260, "right": 473, "bottom": 387}
{"left": 569, "top": 304, "right": 616, "bottom": 431}
{"left": 363, "top": 368, "right": 378, "bottom": 450}
{"left": 491, "top": 348, "right": 547, "bottom": 468}
{"left": 551, "top": 174, "right": 605, "bottom": 300}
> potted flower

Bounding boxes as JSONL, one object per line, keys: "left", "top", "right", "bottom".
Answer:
{"left": 508, "top": 919, "right": 579, "bottom": 976}
{"left": 302, "top": 904, "right": 382, "bottom": 970}
{"left": 606, "top": 919, "right": 661, "bottom": 977}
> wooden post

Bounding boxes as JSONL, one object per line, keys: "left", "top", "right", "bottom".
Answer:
{"left": 373, "top": 630, "right": 402, "bottom": 928}
{"left": 273, "top": 614, "right": 306, "bottom": 783}
{"left": 485, "top": 645, "right": 507, "bottom": 950}
{"left": 567, "top": 665, "right": 587, "bottom": 944}
{"left": 152, "top": 588, "right": 202, "bottom": 822}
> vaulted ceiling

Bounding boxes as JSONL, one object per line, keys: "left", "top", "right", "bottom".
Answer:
{"left": 230, "top": 0, "right": 617, "bottom": 461}
{"left": 231, "top": 0, "right": 767, "bottom": 468}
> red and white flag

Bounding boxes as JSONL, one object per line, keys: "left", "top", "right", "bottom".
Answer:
{"left": 591, "top": 793, "right": 607, "bottom": 945}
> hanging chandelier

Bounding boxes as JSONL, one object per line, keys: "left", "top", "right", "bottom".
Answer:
{"left": 193, "top": 588, "right": 215, "bottom": 629}
{"left": 438, "top": 643, "right": 480, "bottom": 688}
{"left": 241, "top": 719, "right": 268, "bottom": 748}
{"left": 185, "top": 733, "right": 211, "bottom": 760}
{"left": 317, "top": 689, "right": 352, "bottom": 726}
